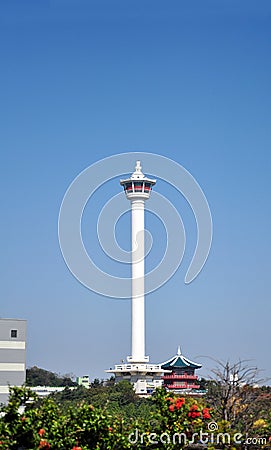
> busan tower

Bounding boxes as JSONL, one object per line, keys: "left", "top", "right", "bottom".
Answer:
{"left": 106, "top": 161, "right": 164, "bottom": 395}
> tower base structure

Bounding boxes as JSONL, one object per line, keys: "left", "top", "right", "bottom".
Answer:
{"left": 105, "top": 362, "right": 164, "bottom": 396}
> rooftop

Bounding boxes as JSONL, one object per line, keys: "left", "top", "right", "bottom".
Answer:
{"left": 161, "top": 346, "right": 202, "bottom": 370}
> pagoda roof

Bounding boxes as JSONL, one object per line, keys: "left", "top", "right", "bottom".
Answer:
{"left": 161, "top": 346, "right": 202, "bottom": 370}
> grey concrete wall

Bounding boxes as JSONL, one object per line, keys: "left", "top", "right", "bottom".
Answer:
{"left": 0, "top": 371, "right": 25, "bottom": 385}
{"left": 0, "top": 349, "right": 26, "bottom": 363}
{"left": 0, "top": 393, "right": 9, "bottom": 405}
{"left": 0, "top": 319, "right": 27, "bottom": 341}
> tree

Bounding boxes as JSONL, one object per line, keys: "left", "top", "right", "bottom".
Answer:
{"left": 26, "top": 366, "right": 77, "bottom": 387}
{"left": 205, "top": 359, "right": 268, "bottom": 434}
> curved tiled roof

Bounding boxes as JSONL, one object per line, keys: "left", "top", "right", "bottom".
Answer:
{"left": 161, "top": 346, "right": 202, "bottom": 370}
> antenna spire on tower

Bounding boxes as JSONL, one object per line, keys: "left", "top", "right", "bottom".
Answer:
{"left": 135, "top": 160, "right": 142, "bottom": 171}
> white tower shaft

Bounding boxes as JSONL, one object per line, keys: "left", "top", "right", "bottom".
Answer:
{"left": 120, "top": 161, "right": 156, "bottom": 364}
{"left": 106, "top": 162, "right": 162, "bottom": 396}
{"left": 131, "top": 199, "right": 146, "bottom": 363}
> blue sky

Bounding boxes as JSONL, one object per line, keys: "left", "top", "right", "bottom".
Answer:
{"left": 1, "top": 0, "right": 271, "bottom": 381}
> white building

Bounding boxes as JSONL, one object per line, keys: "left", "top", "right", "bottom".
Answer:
{"left": 29, "top": 386, "right": 73, "bottom": 398}
{"left": 0, "top": 318, "right": 27, "bottom": 404}
{"left": 106, "top": 162, "right": 164, "bottom": 395}
{"left": 76, "top": 375, "right": 90, "bottom": 388}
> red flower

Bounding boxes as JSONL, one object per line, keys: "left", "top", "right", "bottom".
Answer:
{"left": 72, "top": 447, "right": 82, "bottom": 450}
{"left": 188, "top": 404, "right": 200, "bottom": 417}
{"left": 188, "top": 411, "right": 201, "bottom": 418}
{"left": 202, "top": 407, "right": 211, "bottom": 419}
{"left": 108, "top": 426, "right": 113, "bottom": 432}
{"left": 169, "top": 404, "right": 175, "bottom": 412}
{"left": 190, "top": 404, "right": 198, "bottom": 410}
{"left": 38, "top": 440, "right": 50, "bottom": 449}
{"left": 202, "top": 408, "right": 211, "bottom": 419}
{"left": 21, "top": 416, "right": 27, "bottom": 422}
{"left": 38, "top": 429, "right": 46, "bottom": 437}
{"left": 165, "top": 397, "right": 174, "bottom": 402}
{"left": 176, "top": 398, "right": 185, "bottom": 409}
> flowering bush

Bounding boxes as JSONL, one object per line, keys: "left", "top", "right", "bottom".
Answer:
{"left": 0, "top": 387, "right": 127, "bottom": 449}
{"left": 1, "top": 385, "right": 270, "bottom": 449}
{"left": 0, "top": 387, "right": 214, "bottom": 449}
{"left": 151, "top": 388, "right": 212, "bottom": 440}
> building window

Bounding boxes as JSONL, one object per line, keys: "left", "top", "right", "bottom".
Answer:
{"left": 124, "top": 182, "right": 133, "bottom": 192}
{"left": 11, "top": 329, "right": 17, "bottom": 338}
{"left": 134, "top": 182, "right": 143, "bottom": 192}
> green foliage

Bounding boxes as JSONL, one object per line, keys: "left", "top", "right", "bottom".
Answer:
{"left": 0, "top": 384, "right": 270, "bottom": 449}
{"left": 51, "top": 380, "right": 154, "bottom": 421}
{"left": 147, "top": 389, "right": 213, "bottom": 449}
{"left": 0, "top": 386, "right": 124, "bottom": 449}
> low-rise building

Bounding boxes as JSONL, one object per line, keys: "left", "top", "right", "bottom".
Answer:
{"left": 0, "top": 318, "right": 27, "bottom": 404}
{"left": 30, "top": 386, "right": 76, "bottom": 397}
{"left": 76, "top": 375, "right": 90, "bottom": 388}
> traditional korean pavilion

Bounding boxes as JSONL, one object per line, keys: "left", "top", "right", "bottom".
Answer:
{"left": 161, "top": 346, "right": 204, "bottom": 395}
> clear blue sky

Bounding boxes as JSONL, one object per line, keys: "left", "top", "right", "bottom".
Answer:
{"left": 1, "top": 0, "right": 270, "bottom": 381}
